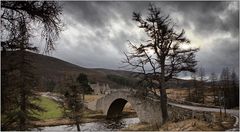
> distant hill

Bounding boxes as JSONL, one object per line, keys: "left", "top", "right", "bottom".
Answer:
{"left": 1, "top": 51, "right": 137, "bottom": 91}
{"left": 1, "top": 51, "right": 194, "bottom": 92}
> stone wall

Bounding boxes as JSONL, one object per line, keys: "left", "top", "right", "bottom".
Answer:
{"left": 168, "top": 105, "right": 214, "bottom": 123}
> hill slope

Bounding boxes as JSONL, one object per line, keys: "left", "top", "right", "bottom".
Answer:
{"left": 2, "top": 51, "right": 194, "bottom": 92}
{"left": 1, "top": 51, "right": 136, "bottom": 91}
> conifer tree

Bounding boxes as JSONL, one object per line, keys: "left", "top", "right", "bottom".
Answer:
{"left": 1, "top": 1, "right": 63, "bottom": 130}
{"left": 1, "top": 18, "right": 44, "bottom": 131}
{"left": 63, "top": 75, "right": 84, "bottom": 131}
{"left": 123, "top": 4, "right": 199, "bottom": 122}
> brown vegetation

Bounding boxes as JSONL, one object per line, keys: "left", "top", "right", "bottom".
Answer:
{"left": 123, "top": 113, "right": 235, "bottom": 131}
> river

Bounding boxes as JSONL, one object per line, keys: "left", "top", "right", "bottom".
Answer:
{"left": 35, "top": 117, "right": 140, "bottom": 131}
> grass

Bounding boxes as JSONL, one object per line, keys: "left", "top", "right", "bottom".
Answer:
{"left": 33, "top": 95, "right": 103, "bottom": 120}
{"left": 33, "top": 96, "right": 63, "bottom": 120}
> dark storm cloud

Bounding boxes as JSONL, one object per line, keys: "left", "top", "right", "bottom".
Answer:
{"left": 52, "top": 1, "right": 238, "bottom": 77}
{"left": 197, "top": 38, "right": 239, "bottom": 75}
{"left": 157, "top": 1, "right": 239, "bottom": 75}
{"left": 169, "top": 1, "right": 239, "bottom": 37}
{"left": 62, "top": 1, "right": 115, "bottom": 27}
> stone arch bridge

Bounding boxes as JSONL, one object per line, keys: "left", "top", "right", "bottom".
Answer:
{"left": 95, "top": 90, "right": 163, "bottom": 125}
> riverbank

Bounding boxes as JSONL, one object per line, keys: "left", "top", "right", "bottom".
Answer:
{"left": 31, "top": 110, "right": 137, "bottom": 127}
{"left": 31, "top": 93, "right": 137, "bottom": 127}
{"left": 33, "top": 117, "right": 140, "bottom": 131}
{"left": 31, "top": 114, "right": 104, "bottom": 127}
{"left": 122, "top": 112, "right": 236, "bottom": 131}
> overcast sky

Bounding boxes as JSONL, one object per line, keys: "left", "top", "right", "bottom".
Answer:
{"left": 47, "top": 1, "right": 238, "bottom": 78}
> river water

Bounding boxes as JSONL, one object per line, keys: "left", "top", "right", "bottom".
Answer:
{"left": 36, "top": 117, "right": 140, "bottom": 131}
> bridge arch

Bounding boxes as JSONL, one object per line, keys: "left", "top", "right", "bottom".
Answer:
{"left": 107, "top": 98, "right": 128, "bottom": 118}
{"left": 96, "top": 91, "right": 163, "bottom": 126}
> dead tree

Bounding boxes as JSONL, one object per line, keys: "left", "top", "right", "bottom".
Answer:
{"left": 189, "top": 72, "right": 198, "bottom": 102}
{"left": 230, "top": 70, "right": 239, "bottom": 107}
{"left": 123, "top": 4, "right": 199, "bottom": 123}
{"left": 220, "top": 67, "right": 230, "bottom": 116}
{"left": 210, "top": 72, "right": 218, "bottom": 105}
{"left": 198, "top": 67, "right": 205, "bottom": 103}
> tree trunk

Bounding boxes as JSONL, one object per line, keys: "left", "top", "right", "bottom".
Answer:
{"left": 75, "top": 105, "right": 81, "bottom": 131}
{"left": 83, "top": 87, "right": 85, "bottom": 102}
{"left": 75, "top": 112, "right": 80, "bottom": 131}
{"left": 223, "top": 86, "right": 227, "bottom": 116}
{"left": 19, "top": 50, "right": 26, "bottom": 131}
{"left": 160, "top": 60, "right": 168, "bottom": 123}
{"left": 76, "top": 123, "right": 80, "bottom": 131}
{"left": 160, "top": 86, "right": 168, "bottom": 123}
{"left": 188, "top": 87, "right": 191, "bottom": 101}
{"left": 20, "top": 89, "right": 26, "bottom": 130}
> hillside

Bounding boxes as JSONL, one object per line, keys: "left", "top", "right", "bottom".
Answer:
{"left": 2, "top": 51, "right": 194, "bottom": 92}
{"left": 1, "top": 51, "right": 137, "bottom": 91}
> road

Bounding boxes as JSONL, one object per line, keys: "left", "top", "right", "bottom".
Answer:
{"left": 169, "top": 102, "right": 239, "bottom": 131}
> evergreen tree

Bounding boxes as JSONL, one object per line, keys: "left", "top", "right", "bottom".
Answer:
{"left": 1, "top": 1, "right": 62, "bottom": 130}
{"left": 77, "top": 73, "right": 93, "bottom": 96}
{"left": 1, "top": 19, "right": 44, "bottom": 131}
{"left": 63, "top": 76, "right": 84, "bottom": 131}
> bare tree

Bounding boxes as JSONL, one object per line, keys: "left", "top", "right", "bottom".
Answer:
{"left": 123, "top": 4, "right": 199, "bottom": 123}
{"left": 210, "top": 72, "right": 218, "bottom": 105}
{"left": 188, "top": 72, "right": 198, "bottom": 102}
{"left": 190, "top": 68, "right": 204, "bottom": 104}
{"left": 220, "top": 67, "right": 230, "bottom": 116}
{"left": 198, "top": 67, "right": 205, "bottom": 103}
{"left": 230, "top": 70, "right": 239, "bottom": 107}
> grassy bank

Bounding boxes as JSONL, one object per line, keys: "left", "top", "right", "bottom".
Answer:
{"left": 33, "top": 96, "right": 63, "bottom": 120}
{"left": 31, "top": 95, "right": 106, "bottom": 127}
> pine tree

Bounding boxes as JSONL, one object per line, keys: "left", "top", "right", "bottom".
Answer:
{"left": 77, "top": 73, "right": 93, "bottom": 95}
{"left": 1, "top": 18, "right": 44, "bottom": 131}
{"left": 63, "top": 75, "right": 84, "bottom": 131}
{"left": 1, "top": 1, "right": 63, "bottom": 130}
